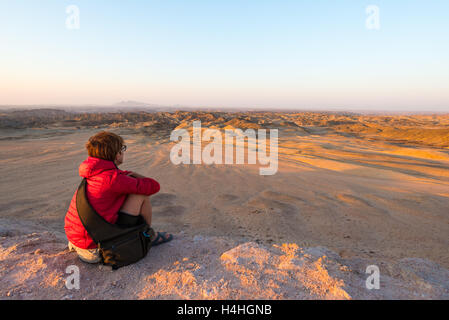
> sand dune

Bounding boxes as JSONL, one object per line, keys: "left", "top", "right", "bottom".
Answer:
{"left": 0, "top": 110, "right": 448, "bottom": 299}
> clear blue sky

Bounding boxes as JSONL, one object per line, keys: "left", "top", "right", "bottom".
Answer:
{"left": 1, "top": 0, "right": 448, "bottom": 111}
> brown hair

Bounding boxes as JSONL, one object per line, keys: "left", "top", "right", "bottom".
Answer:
{"left": 86, "top": 131, "right": 124, "bottom": 161}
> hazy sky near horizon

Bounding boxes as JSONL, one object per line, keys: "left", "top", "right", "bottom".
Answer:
{"left": 1, "top": 1, "right": 448, "bottom": 111}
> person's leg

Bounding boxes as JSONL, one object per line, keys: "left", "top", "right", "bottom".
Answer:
{"left": 119, "top": 194, "right": 152, "bottom": 225}
{"left": 119, "top": 194, "right": 172, "bottom": 244}
{"left": 140, "top": 195, "right": 153, "bottom": 226}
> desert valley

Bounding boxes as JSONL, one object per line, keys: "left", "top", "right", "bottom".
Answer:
{"left": 0, "top": 108, "right": 448, "bottom": 299}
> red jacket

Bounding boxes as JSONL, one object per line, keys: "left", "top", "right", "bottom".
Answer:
{"left": 64, "top": 156, "right": 160, "bottom": 249}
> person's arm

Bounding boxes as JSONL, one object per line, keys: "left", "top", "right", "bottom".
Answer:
{"left": 119, "top": 169, "right": 146, "bottom": 179}
{"left": 125, "top": 171, "right": 146, "bottom": 179}
{"left": 110, "top": 171, "right": 160, "bottom": 195}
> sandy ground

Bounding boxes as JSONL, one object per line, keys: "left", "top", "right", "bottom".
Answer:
{"left": 0, "top": 122, "right": 448, "bottom": 299}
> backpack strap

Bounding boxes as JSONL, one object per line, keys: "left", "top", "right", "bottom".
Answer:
{"left": 75, "top": 178, "right": 143, "bottom": 244}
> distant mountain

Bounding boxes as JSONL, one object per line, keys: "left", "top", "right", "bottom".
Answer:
{"left": 114, "top": 100, "right": 157, "bottom": 108}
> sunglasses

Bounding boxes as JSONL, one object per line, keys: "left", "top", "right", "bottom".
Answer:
{"left": 121, "top": 145, "right": 127, "bottom": 153}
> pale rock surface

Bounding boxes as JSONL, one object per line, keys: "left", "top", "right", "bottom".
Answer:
{"left": 1, "top": 230, "right": 447, "bottom": 300}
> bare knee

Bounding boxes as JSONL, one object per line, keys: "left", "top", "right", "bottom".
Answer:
{"left": 127, "top": 193, "right": 148, "bottom": 202}
{"left": 120, "top": 194, "right": 149, "bottom": 215}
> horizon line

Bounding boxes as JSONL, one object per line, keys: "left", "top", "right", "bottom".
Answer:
{"left": 0, "top": 104, "right": 448, "bottom": 115}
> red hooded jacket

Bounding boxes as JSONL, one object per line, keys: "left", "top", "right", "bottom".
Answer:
{"left": 64, "top": 157, "right": 160, "bottom": 249}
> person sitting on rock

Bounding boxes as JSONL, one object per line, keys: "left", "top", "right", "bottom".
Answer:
{"left": 64, "top": 131, "right": 173, "bottom": 263}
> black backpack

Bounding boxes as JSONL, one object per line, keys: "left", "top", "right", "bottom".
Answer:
{"left": 75, "top": 178, "right": 152, "bottom": 269}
